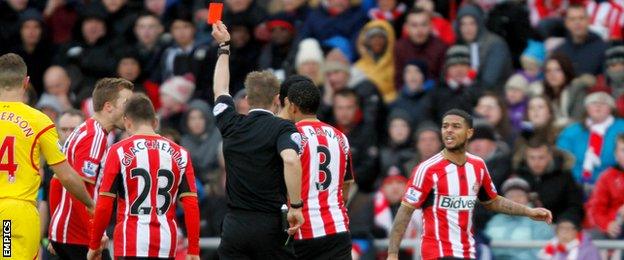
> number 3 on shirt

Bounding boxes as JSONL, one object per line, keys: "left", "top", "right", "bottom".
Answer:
{"left": 0, "top": 136, "right": 18, "bottom": 182}
{"left": 130, "top": 168, "right": 174, "bottom": 215}
{"left": 315, "top": 145, "right": 332, "bottom": 191}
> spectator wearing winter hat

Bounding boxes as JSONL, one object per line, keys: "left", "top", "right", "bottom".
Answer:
{"left": 484, "top": 178, "right": 554, "bottom": 260}
{"left": 390, "top": 59, "right": 435, "bottom": 126}
{"left": 294, "top": 38, "right": 324, "bottom": 86}
{"left": 599, "top": 45, "right": 624, "bottom": 117}
{"left": 505, "top": 74, "right": 530, "bottom": 132}
{"left": 367, "top": 0, "right": 407, "bottom": 36}
{"left": 519, "top": 39, "right": 546, "bottom": 84}
{"left": 11, "top": 9, "right": 54, "bottom": 95}
{"left": 379, "top": 110, "right": 415, "bottom": 181}
{"left": 355, "top": 20, "right": 397, "bottom": 103}
{"left": 426, "top": 45, "right": 480, "bottom": 125}
{"left": 158, "top": 75, "right": 196, "bottom": 129}
{"left": 467, "top": 123, "right": 512, "bottom": 190}
{"left": 259, "top": 15, "right": 297, "bottom": 82}
{"left": 455, "top": 3, "right": 513, "bottom": 93}
{"left": 538, "top": 215, "right": 600, "bottom": 260}
{"left": 393, "top": 7, "right": 448, "bottom": 87}
{"left": 557, "top": 92, "right": 624, "bottom": 190}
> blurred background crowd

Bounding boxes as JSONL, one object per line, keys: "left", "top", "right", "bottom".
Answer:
{"left": 5, "top": 0, "right": 624, "bottom": 258}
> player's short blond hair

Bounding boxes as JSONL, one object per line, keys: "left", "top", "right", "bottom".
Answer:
{"left": 92, "top": 78, "right": 134, "bottom": 112}
{"left": 0, "top": 53, "right": 27, "bottom": 90}
{"left": 245, "top": 71, "right": 280, "bottom": 108}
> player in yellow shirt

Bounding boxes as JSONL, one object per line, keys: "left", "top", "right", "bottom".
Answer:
{"left": 0, "top": 53, "right": 95, "bottom": 259}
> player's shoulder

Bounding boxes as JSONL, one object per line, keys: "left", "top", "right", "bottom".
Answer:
{"left": 466, "top": 152, "right": 487, "bottom": 166}
{"left": 16, "top": 103, "right": 55, "bottom": 128}
{"left": 414, "top": 152, "right": 445, "bottom": 172}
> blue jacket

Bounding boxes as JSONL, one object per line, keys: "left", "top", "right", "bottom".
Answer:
{"left": 484, "top": 214, "right": 554, "bottom": 260}
{"left": 556, "top": 118, "right": 624, "bottom": 184}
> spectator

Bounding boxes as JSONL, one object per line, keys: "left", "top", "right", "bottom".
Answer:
{"left": 515, "top": 138, "right": 584, "bottom": 223}
{"left": 426, "top": 45, "right": 481, "bottom": 124}
{"left": 514, "top": 95, "right": 561, "bottom": 168}
{"left": 116, "top": 53, "right": 145, "bottom": 92}
{"left": 372, "top": 174, "right": 422, "bottom": 259}
{"left": 319, "top": 57, "right": 385, "bottom": 136}
{"left": 55, "top": 9, "right": 117, "bottom": 101}
{"left": 403, "top": 122, "right": 442, "bottom": 175}
{"left": 158, "top": 8, "right": 211, "bottom": 83}
{"left": 258, "top": 15, "right": 296, "bottom": 81}
{"left": 294, "top": 38, "right": 324, "bottom": 86}
{"left": 332, "top": 89, "right": 379, "bottom": 193}
{"left": 455, "top": 3, "right": 513, "bottom": 92}
{"left": 538, "top": 215, "right": 600, "bottom": 260}
{"left": 554, "top": 4, "right": 608, "bottom": 75}
{"left": 100, "top": 0, "right": 135, "bottom": 41}
{"left": 158, "top": 75, "right": 195, "bottom": 129}
{"left": 36, "top": 93, "right": 64, "bottom": 121}
{"left": 366, "top": 0, "right": 407, "bottom": 36}
{"left": 181, "top": 100, "right": 221, "bottom": 185}
{"left": 603, "top": 46, "right": 624, "bottom": 117}
{"left": 505, "top": 74, "right": 530, "bottom": 132}
{"left": 355, "top": 20, "right": 396, "bottom": 103}
{"left": 379, "top": 110, "right": 415, "bottom": 180}
{"left": 12, "top": 9, "right": 54, "bottom": 95}
{"left": 467, "top": 123, "right": 511, "bottom": 190}
{"left": 296, "top": 0, "right": 367, "bottom": 60}
{"left": 588, "top": 133, "right": 624, "bottom": 240}
{"left": 144, "top": 0, "right": 166, "bottom": 18}
{"left": 390, "top": 59, "right": 435, "bottom": 127}
{"left": 131, "top": 12, "right": 166, "bottom": 81}
{"left": 518, "top": 40, "right": 546, "bottom": 85}
{"left": 474, "top": 92, "right": 515, "bottom": 147}
{"left": 538, "top": 53, "right": 582, "bottom": 125}
{"left": 557, "top": 92, "right": 624, "bottom": 189}
{"left": 268, "top": 0, "right": 309, "bottom": 30}
{"left": 0, "top": 0, "right": 30, "bottom": 53}
{"left": 43, "top": 0, "right": 79, "bottom": 44}
{"left": 484, "top": 178, "right": 555, "bottom": 260}
{"left": 42, "top": 66, "right": 75, "bottom": 111}
{"left": 393, "top": 7, "right": 448, "bottom": 86}
{"left": 413, "top": 0, "right": 454, "bottom": 45}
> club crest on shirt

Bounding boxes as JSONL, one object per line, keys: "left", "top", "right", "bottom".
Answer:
{"left": 472, "top": 183, "right": 480, "bottom": 194}
{"left": 82, "top": 161, "right": 99, "bottom": 177}
{"left": 404, "top": 186, "right": 422, "bottom": 204}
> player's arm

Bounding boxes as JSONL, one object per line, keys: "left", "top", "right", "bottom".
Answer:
{"left": 342, "top": 152, "right": 355, "bottom": 204}
{"left": 50, "top": 160, "right": 94, "bottom": 211}
{"left": 388, "top": 204, "right": 416, "bottom": 257}
{"left": 179, "top": 155, "right": 200, "bottom": 257}
{"left": 212, "top": 21, "right": 231, "bottom": 101}
{"left": 89, "top": 150, "right": 121, "bottom": 252}
{"left": 481, "top": 196, "right": 552, "bottom": 224}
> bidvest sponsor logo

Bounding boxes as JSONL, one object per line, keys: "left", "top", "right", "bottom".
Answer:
{"left": 438, "top": 195, "right": 477, "bottom": 211}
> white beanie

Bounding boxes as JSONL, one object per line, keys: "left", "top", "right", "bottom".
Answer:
{"left": 295, "top": 38, "right": 324, "bottom": 69}
{"left": 160, "top": 76, "right": 196, "bottom": 103}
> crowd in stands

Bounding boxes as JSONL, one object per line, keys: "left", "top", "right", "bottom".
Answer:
{"left": 6, "top": 0, "right": 624, "bottom": 258}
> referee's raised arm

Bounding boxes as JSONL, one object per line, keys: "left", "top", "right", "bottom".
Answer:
{"left": 212, "top": 21, "right": 231, "bottom": 100}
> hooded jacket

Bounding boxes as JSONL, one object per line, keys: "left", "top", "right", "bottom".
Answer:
{"left": 515, "top": 150, "right": 584, "bottom": 223}
{"left": 181, "top": 100, "right": 222, "bottom": 184}
{"left": 355, "top": 20, "right": 397, "bottom": 103}
{"left": 455, "top": 4, "right": 512, "bottom": 92}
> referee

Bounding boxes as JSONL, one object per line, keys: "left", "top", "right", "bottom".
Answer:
{"left": 211, "top": 22, "right": 305, "bottom": 259}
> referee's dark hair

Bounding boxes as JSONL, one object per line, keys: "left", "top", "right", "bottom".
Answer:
{"left": 124, "top": 93, "right": 156, "bottom": 123}
{"left": 287, "top": 80, "right": 320, "bottom": 115}
{"left": 245, "top": 71, "right": 280, "bottom": 108}
{"left": 443, "top": 109, "right": 473, "bottom": 128}
{"left": 279, "top": 75, "right": 314, "bottom": 107}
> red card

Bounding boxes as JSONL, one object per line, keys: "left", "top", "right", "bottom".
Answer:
{"left": 207, "top": 3, "right": 223, "bottom": 24}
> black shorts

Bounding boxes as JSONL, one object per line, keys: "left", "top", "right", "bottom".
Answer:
{"left": 218, "top": 210, "right": 296, "bottom": 260}
{"left": 293, "top": 232, "right": 352, "bottom": 260}
{"left": 50, "top": 241, "right": 112, "bottom": 260}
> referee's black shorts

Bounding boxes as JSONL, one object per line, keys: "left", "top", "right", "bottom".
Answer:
{"left": 293, "top": 231, "right": 352, "bottom": 260}
{"left": 218, "top": 210, "right": 296, "bottom": 260}
{"left": 50, "top": 241, "right": 112, "bottom": 260}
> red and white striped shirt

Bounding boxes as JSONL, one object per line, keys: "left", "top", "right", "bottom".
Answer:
{"left": 93, "top": 135, "right": 198, "bottom": 257}
{"left": 587, "top": 0, "right": 624, "bottom": 40}
{"left": 295, "top": 121, "right": 354, "bottom": 240}
{"left": 402, "top": 152, "right": 498, "bottom": 260}
{"left": 49, "top": 118, "right": 108, "bottom": 245}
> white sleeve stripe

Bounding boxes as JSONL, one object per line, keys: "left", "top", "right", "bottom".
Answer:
{"left": 90, "top": 126, "right": 102, "bottom": 158}
{"left": 413, "top": 153, "right": 443, "bottom": 187}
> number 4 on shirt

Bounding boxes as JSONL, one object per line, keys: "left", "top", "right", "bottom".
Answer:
{"left": 0, "top": 136, "right": 18, "bottom": 182}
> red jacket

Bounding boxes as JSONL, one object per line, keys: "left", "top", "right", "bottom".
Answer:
{"left": 588, "top": 166, "right": 624, "bottom": 232}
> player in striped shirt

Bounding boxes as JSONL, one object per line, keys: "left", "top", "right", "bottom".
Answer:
{"left": 49, "top": 78, "right": 134, "bottom": 259}
{"left": 87, "top": 94, "right": 200, "bottom": 260}
{"left": 282, "top": 79, "right": 354, "bottom": 259}
{"left": 387, "top": 109, "right": 552, "bottom": 260}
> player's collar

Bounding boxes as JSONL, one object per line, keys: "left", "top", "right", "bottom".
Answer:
{"left": 248, "top": 108, "right": 275, "bottom": 115}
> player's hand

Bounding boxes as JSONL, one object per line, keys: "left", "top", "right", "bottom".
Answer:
{"left": 287, "top": 208, "right": 304, "bottom": 235}
{"left": 87, "top": 248, "right": 102, "bottom": 260}
{"left": 186, "top": 255, "right": 200, "bottom": 260}
{"left": 386, "top": 253, "right": 399, "bottom": 260}
{"left": 47, "top": 242, "right": 56, "bottom": 255}
{"left": 607, "top": 220, "right": 622, "bottom": 238}
{"left": 529, "top": 207, "right": 552, "bottom": 224}
{"left": 211, "top": 21, "right": 230, "bottom": 44}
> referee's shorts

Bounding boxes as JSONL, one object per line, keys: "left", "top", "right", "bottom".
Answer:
{"left": 218, "top": 210, "right": 295, "bottom": 260}
{"left": 293, "top": 231, "right": 352, "bottom": 260}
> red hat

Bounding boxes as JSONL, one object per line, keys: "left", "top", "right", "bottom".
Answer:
{"left": 266, "top": 19, "right": 295, "bottom": 33}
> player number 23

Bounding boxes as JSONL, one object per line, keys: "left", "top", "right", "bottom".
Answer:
{"left": 130, "top": 168, "right": 174, "bottom": 215}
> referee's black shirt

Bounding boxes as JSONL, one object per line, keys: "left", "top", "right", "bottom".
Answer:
{"left": 213, "top": 95, "right": 301, "bottom": 213}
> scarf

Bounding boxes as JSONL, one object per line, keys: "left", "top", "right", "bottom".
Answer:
{"left": 582, "top": 116, "right": 614, "bottom": 183}
{"left": 368, "top": 3, "right": 407, "bottom": 22}
{"left": 539, "top": 233, "right": 582, "bottom": 260}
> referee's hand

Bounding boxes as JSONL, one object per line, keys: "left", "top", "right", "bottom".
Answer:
{"left": 287, "top": 208, "right": 304, "bottom": 235}
{"left": 212, "top": 21, "right": 230, "bottom": 44}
